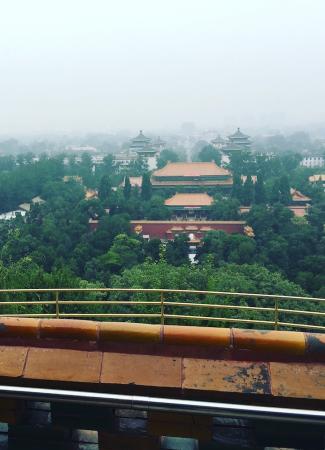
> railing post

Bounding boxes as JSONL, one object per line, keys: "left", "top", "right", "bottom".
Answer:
{"left": 55, "top": 291, "right": 60, "bottom": 319}
{"left": 274, "top": 298, "right": 279, "bottom": 330}
{"left": 160, "top": 292, "right": 164, "bottom": 326}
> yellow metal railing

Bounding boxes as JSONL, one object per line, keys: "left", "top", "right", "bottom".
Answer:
{"left": 0, "top": 288, "right": 324, "bottom": 331}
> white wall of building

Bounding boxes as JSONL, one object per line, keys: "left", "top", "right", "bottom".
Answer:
{"left": 300, "top": 156, "right": 324, "bottom": 168}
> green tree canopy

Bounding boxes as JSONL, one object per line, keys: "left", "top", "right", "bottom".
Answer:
{"left": 141, "top": 173, "right": 152, "bottom": 201}
{"left": 157, "top": 149, "right": 179, "bottom": 169}
{"left": 197, "top": 145, "right": 221, "bottom": 165}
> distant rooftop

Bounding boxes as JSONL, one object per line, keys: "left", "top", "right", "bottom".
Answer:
{"left": 228, "top": 127, "right": 250, "bottom": 140}
{"left": 309, "top": 174, "right": 325, "bottom": 182}
{"left": 85, "top": 189, "right": 98, "bottom": 200}
{"left": 153, "top": 162, "right": 231, "bottom": 178}
{"left": 131, "top": 130, "right": 151, "bottom": 144}
{"left": 290, "top": 188, "right": 311, "bottom": 203}
{"left": 211, "top": 134, "right": 225, "bottom": 144}
{"left": 122, "top": 176, "right": 143, "bottom": 188}
{"left": 165, "top": 193, "right": 214, "bottom": 207}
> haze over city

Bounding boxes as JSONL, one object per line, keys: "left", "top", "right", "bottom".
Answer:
{"left": 1, "top": 0, "right": 325, "bottom": 135}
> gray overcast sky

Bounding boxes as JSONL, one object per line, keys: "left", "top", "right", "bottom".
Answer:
{"left": 0, "top": 0, "right": 324, "bottom": 134}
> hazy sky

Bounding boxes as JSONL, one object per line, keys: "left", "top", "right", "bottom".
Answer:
{"left": 0, "top": 0, "right": 325, "bottom": 134}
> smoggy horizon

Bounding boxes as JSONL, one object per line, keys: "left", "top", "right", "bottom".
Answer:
{"left": 1, "top": 0, "right": 325, "bottom": 135}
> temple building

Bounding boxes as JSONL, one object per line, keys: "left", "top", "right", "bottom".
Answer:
{"left": 125, "top": 176, "right": 143, "bottom": 188}
{"left": 129, "top": 130, "right": 161, "bottom": 170}
{"left": 130, "top": 130, "right": 151, "bottom": 151}
{"left": 85, "top": 189, "right": 98, "bottom": 200}
{"left": 300, "top": 156, "right": 324, "bottom": 168}
{"left": 289, "top": 188, "right": 311, "bottom": 217}
{"left": 151, "top": 162, "right": 233, "bottom": 190}
{"left": 164, "top": 193, "right": 214, "bottom": 219}
{"left": 131, "top": 220, "right": 246, "bottom": 243}
{"left": 222, "top": 128, "right": 252, "bottom": 156}
{"left": 112, "top": 150, "right": 137, "bottom": 171}
{"left": 211, "top": 134, "right": 226, "bottom": 149}
{"left": 290, "top": 188, "right": 311, "bottom": 206}
{"left": 210, "top": 128, "right": 251, "bottom": 164}
{"left": 227, "top": 128, "right": 251, "bottom": 148}
{"left": 309, "top": 174, "right": 325, "bottom": 191}
{"left": 239, "top": 188, "right": 311, "bottom": 218}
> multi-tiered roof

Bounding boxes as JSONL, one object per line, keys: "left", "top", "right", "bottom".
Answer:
{"left": 222, "top": 128, "right": 252, "bottom": 153}
{"left": 130, "top": 130, "right": 151, "bottom": 149}
{"left": 151, "top": 162, "right": 232, "bottom": 189}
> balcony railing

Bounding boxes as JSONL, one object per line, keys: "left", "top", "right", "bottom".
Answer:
{"left": 0, "top": 288, "right": 324, "bottom": 331}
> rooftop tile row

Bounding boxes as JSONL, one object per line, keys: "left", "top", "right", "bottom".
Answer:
{"left": 0, "top": 318, "right": 324, "bottom": 357}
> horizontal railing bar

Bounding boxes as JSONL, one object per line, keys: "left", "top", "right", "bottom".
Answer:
{"left": 57, "top": 301, "right": 161, "bottom": 305}
{"left": 0, "top": 288, "right": 323, "bottom": 303}
{"left": 278, "top": 308, "right": 325, "bottom": 317}
{"left": 0, "top": 301, "right": 323, "bottom": 315}
{"left": 164, "top": 314, "right": 275, "bottom": 325}
{"left": 0, "top": 314, "right": 57, "bottom": 317}
{"left": 0, "top": 288, "right": 323, "bottom": 331}
{"left": 0, "top": 301, "right": 56, "bottom": 305}
{"left": 58, "top": 313, "right": 161, "bottom": 318}
{"left": 277, "top": 321, "right": 325, "bottom": 331}
{"left": 164, "top": 302, "right": 274, "bottom": 312}
{"left": 2, "top": 385, "right": 325, "bottom": 424}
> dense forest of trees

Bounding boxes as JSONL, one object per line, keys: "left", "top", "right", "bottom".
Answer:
{"left": 0, "top": 149, "right": 323, "bottom": 328}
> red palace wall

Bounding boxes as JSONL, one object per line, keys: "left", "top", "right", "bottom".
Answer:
{"left": 130, "top": 221, "right": 246, "bottom": 240}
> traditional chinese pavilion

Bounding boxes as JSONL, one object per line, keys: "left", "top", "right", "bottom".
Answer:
{"left": 211, "top": 134, "right": 226, "bottom": 149}
{"left": 130, "top": 130, "right": 151, "bottom": 151}
{"left": 129, "top": 130, "right": 160, "bottom": 170}
{"left": 164, "top": 193, "right": 214, "bottom": 219}
{"left": 228, "top": 127, "right": 251, "bottom": 148}
{"left": 223, "top": 128, "right": 252, "bottom": 154}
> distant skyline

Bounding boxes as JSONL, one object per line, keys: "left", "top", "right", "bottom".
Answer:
{"left": 0, "top": 0, "right": 325, "bottom": 134}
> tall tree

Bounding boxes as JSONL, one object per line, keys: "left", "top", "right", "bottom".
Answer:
{"left": 269, "top": 178, "right": 281, "bottom": 204}
{"left": 231, "top": 173, "right": 242, "bottom": 200}
{"left": 157, "top": 149, "right": 179, "bottom": 169}
{"left": 144, "top": 238, "right": 161, "bottom": 262}
{"left": 123, "top": 176, "right": 131, "bottom": 199}
{"left": 279, "top": 175, "right": 291, "bottom": 205}
{"left": 210, "top": 198, "right": 240, "bottom": 220}
{"left": 229, "top": 150, "right": 254, "bottom": 175}
{"left": 241, "top": 175, "right": 255, "bottom": 206}
{"left": 79, "top": 152, "right": 93, "bottom": 186}
{"left": 102, "top": 154, "right": 115, "bottom": 175}
{"left": 197, "top": 145, "right": 221, "bottom": 165}
{"left": 165, "top": 234, "right": 189, "bottom": 266}
{"left": 141, "top": 173, "right": 152, "bottom": 201}
{"left": 254, "top": 174, "right": 266, "bottom": 204}
{"left": 98, "top": 175, "right": 112, "bottom": 201}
